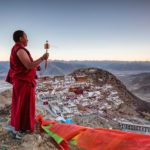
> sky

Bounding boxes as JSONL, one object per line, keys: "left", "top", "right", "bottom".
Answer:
{"left": 0, "top": 0, "right": 150, "bottom": 61}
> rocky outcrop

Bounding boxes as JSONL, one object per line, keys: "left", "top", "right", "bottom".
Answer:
{"left": 71, "top": 68, "right": 150, "bottom": 113}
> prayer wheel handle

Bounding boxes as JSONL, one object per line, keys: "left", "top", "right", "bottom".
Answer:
{"left": 44, "top": 40, "right": 50, "bottom": 69}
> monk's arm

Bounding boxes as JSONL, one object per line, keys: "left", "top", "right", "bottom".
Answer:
{"left": 17, "top": 49, "right": 48, "bottom": 70}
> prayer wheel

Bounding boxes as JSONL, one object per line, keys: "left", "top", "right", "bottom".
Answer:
{"left": 44, "top": 40, "right": 50, "bottom": 69}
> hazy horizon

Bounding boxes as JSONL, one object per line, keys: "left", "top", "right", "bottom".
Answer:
{"left": 0, "top": 0, "right": 150, "bottom": 61}
{"left": 1, "top": 59, "right": 150, "bottom": 62}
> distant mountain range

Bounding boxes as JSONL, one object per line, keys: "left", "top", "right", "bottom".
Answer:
{"left": 1, "top": 60, "right": 150, "bottom": 79}
{"left": 68, "top": 61, "right": 150, "bottom": 71}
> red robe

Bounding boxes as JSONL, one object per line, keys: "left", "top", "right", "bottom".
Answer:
{"left": 6, "top": 43, "right": 36, "bottom": 132}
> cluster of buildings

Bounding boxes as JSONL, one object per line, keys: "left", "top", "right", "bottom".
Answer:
{"left": 35, "top": 75, "right": 124, "bottom": 121}
{"left": 35, "top": 72, "right": 150, "bottom": 134}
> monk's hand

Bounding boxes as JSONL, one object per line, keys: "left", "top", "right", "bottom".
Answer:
{"left": 37, "top": 66, "right": 41, "bottom": 71}
{"left": 42, "top": 53, "right": 49, "bottom": 60}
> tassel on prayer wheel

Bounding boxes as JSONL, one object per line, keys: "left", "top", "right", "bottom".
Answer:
{"left": 44, "top": 40, "right": 50, "bottom": 69}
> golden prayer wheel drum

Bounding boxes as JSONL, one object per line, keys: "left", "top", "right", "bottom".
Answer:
{"left": 44, "top": 41, "right": 50, "bottom": 49}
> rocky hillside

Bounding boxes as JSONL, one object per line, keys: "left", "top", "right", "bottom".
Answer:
{"left": 71, "top": 68, "right": 150, "bottom": 113}
{"left": 1, "top": 68, "right": 150, "bottom": 150}
{"left": 118, "top": 72, "right": 150, "bottom": 102}
{"left": 0, "top": 90, "right": 12, "bottom": 107}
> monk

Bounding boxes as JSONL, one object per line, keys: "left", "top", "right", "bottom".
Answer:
{"left": 6, "top": 30, "right": 49, "bottom": 137}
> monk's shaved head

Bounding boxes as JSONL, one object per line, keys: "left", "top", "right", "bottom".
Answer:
{"left": 13, "top": 30, "right": 24, "bottom": 43}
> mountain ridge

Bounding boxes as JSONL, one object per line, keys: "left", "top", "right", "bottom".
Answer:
{"left": 1, "top": 60, "right": 150, "bottom": 78}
